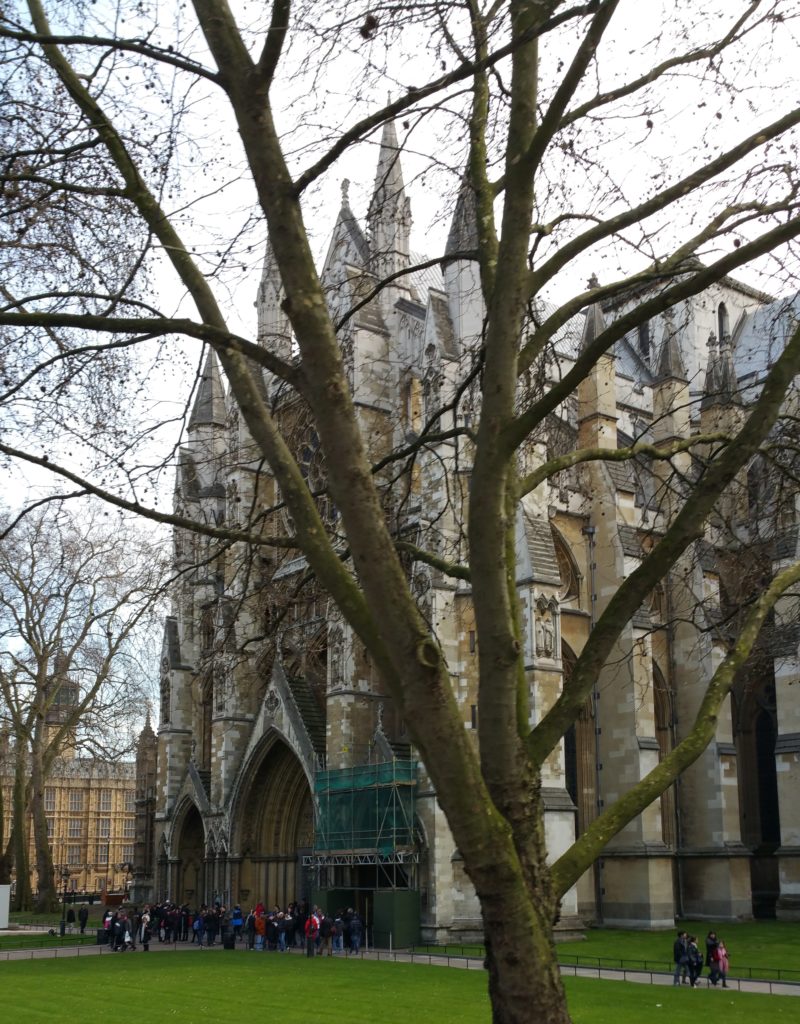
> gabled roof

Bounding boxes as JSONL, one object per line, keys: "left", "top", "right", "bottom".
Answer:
{"left": 519, "top": 509, "right": 562, "bottom": 585}
{"left": 344, "top": 266, "right": 387, "bottom": 333}
{"left": 323, "top": 185, "right": 371, "bottom": 273}
{"left": 734, "top": 291, "right": 800, "bottom": 384}
{"left": 176, "top": 448, "right": 225, "bottom": 499}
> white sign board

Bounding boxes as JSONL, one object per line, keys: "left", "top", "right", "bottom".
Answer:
{"left": 0, "top": 884, "right": 9, "bottom": 929}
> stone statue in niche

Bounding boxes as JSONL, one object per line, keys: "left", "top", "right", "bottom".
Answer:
{"left": 329, "top": 626, "right": 344, "bottom": 687}
{"left": 535, "top": 606, "right": 555, "bottom": 658}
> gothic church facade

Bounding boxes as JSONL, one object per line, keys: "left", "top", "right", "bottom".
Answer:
{"left": 138, "top": 125, "right": 800, "bottom": 938}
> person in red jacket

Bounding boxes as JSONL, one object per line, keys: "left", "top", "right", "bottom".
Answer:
{"left": 304, "top": 911, "right": 320, "bottom": 957}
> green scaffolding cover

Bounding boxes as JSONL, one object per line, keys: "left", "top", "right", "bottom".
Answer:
{"left": 314, "top": 760, "right": 417, "bottom": 854}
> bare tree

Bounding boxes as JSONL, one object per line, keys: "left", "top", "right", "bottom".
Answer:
{"left": 0, "top": 502, "right": 166, "bottom": 911}
{"left": 2, "top": 0, "right": 800, "bottom": 1018}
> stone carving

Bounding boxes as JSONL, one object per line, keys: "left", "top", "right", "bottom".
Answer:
{"left": 264, "top": 690, "right": 281, "bottom": 716}
{"left": 329, "top": 625, "right": 344, "bottom": 687}
{"left": 413, "top": 570, "right": 433, "bottom": 622}
{"left": 535, "top": 600, "right": 558, "bottom": 659}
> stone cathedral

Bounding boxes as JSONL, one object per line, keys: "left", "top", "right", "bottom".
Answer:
{"left": 134, "top": 124, "right": 800, "bottom": 940}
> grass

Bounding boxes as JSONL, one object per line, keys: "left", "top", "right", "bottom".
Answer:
{"left": 416, "top": 920, "right": 800, "bottom": 980}
{"left": 0, "top": 952, "right": 796, "bottom": 1024}
{"left": 0, "top": 932, "right": 97, "bottom": 949}
{"left": 558, "top": 920, "right": 800, "bottom": 976}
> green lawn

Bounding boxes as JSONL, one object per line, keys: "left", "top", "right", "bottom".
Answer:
{"left": 0, "top": 953, "right": 796, "bottom": 1024}
{"left": 9, "top": 909, "right": 105, "bottom": 929}
{"left": 558, "top": 920, "right": 800, "bottom": 977}
{"left": 0, "top": 932, "right": 96, "bottom": 949}
{"left": 417, "top": 920, "right": 800, "bottom": 980}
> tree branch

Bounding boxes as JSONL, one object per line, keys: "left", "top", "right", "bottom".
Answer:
{"left": 517, "top": 433, "right": 729, "bottom": 499}
{"left": 550, "top": 557, "right": 800, "bottom": 896}
{"left": 527, "top": 319, "right": 800, "bottom": 765}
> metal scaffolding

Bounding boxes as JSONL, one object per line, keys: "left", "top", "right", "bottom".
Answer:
{"left": 304, "top": 759, "right": 419, "bottom": 888}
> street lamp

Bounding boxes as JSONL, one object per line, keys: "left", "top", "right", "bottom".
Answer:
{"left": 59, "top": 867, "right": 70, "bottom": 937}
{"left": 116, "top": 861, "right": 134, "bottom": 901}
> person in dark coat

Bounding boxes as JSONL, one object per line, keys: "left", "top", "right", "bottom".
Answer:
{"left": 349, "top": 911, "right": 363, "bottom": 955}
{"left": 687, "top": 936, "right": 704, "bottom": 987}
{"left": 245, "top": 909, "right": 256, "bottom": 950}
{"left": 319, "top": 911, "right": 333, "bottom": 956}
{"left": 78, "top": 905, "right": 89, "bottom": 934}
{"left": 706, "top": 930, "right": 720, "bottom": 986}
{"left": 672, "top": 931, "right": 689, "bottom": 985}
{"left": 202, "top": 908, "right": 214, "bottom": 946}
{"left": 66, "top": 907, "right": 76, "bottom": 934}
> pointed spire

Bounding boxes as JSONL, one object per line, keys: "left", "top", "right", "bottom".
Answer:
{"left": 259, "top": 236, "right": 281, "bottom": 294}
{"left": 580, "top": 278, "right": 608, "bottom": 353}
{"left": 445, "top": 178, "right": 479, "bottom": 260}
{"left": 256, "top": 237, "right": 290, "bottom": 355}
{"left": 368, "top": 120, "right": 406, "bottom": 220}
{"left": 718, "top": 331, "right": 742, "bottom": 405}
{"left": 701, "top": 332, "right": 720, "bottom": 409}
{"left": 140, "top": 703, "right": 155, "bottom": 740}
{"left": 366, "top": 119, "right": 412, "bottom": 289}
{"left": 701, "top": 330, "right": 741, "bottom": 408}
{"left": 188, "top": 348, "right": 226, "bottom": 429}
{"left": 655, "top": 316, "right": 688, "bottom": 382}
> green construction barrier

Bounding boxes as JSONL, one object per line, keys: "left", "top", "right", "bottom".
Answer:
{"left": 372, "top": 889, "right": 420, "bottom": 949}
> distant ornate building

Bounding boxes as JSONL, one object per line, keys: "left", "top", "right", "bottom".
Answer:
{"left": 138, "top": 124, "right": 800, "bottom": 939}
{"left": 0, "top": 685, "right": 138, "bottom": 897}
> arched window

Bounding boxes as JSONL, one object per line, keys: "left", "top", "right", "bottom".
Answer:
{"left": 160, "top": 673, "right": 171, "bottom": 726}
{"left": 552, "top": 527, "right": 581, "bottom": 605}
{"left": 717, "top": 302, "right": 730, "bottom": 341}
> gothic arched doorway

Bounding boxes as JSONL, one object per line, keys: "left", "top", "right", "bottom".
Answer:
{"left": 174, "top": 802, "right": 205, "bottom": 905}
{"left": 233, "top": 735, "right": 314, "bottom": 909}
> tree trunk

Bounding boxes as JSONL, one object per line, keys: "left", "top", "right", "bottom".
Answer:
{"left": 30, "top": 751, "right": 57, "bottom": 913}
{"left": 0, "top": 787, "right": 8, "bottom": 884}
{"left": 478, "top": 869, "right": 571, "bottom": 1024}
{"left": 11, "top": 761, "right": 31, "bottom": 912}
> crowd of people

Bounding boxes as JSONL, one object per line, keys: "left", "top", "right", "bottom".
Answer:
{"left": 97, "top": 900, "right": 365, "bottom": 956}
{"left": 672, "top": 930, "right": 730, "bottom": 987}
